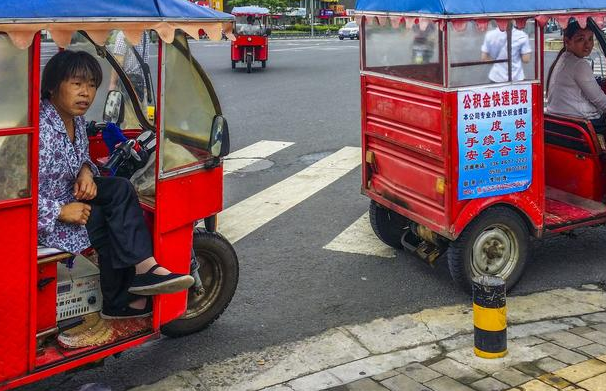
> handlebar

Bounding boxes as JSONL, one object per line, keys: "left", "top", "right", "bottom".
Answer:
{"left": 103, "top": 139, "right": 135, "bottom": 172}
{"left": 86, "top": 121, "right": 108, "bottom": 137}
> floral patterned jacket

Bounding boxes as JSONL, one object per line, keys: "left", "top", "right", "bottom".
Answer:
{"left": 38, "top": 100, "right": 99, "bottom": 253}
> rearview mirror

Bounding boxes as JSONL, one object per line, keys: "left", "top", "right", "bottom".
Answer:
{"left": 209, "top": 115, "right": 230, "bottom": 158}
{"left": 103, "top": 90, "right": 125, "bottom": 125}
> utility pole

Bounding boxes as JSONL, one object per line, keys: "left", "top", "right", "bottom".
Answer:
{"left": 310, "top": 0, "right": 315, "bottom": 37}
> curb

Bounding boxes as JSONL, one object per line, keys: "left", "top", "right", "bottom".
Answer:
{"left": 130, "top": 285, "right": 606, "bottom": 391}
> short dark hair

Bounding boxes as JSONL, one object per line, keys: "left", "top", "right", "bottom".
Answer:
{"left": 563, "top": 19, "right": 584, "bottom": 40}
{"left": 41, "top": 50, "right": 103, "bottom": 100}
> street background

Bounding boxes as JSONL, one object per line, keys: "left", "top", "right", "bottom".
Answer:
{"left": 23, "top": 37, "right": 606, "bottom": 391}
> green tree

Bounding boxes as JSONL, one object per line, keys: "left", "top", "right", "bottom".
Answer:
{"left": 227, "top": 0, "right": 298, "bottom": 15}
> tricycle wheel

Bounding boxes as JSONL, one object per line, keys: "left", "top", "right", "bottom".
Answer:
{"left": 161, "top": 229, "right": 239, "bottom": 337}
{"left": 261, "top": 60, "right": 266, "bottom": 68}
{"left": 231, "top": 60, "right": 236, "bottom": 69}
{"left": 369, "top": 200, "right": 408, "bottom": 249}
{"left": 447, "top": 207, "right": 528, "bottom": 294}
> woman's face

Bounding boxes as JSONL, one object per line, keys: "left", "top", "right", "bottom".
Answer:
{"left": 565, "top": 28, "right": 594, "bottom": 58}
{"left": 51, "top": 76, "right": 97, "bottom": 122}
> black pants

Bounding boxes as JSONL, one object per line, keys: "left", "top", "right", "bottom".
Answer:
{"left": 86, "top": 176, "right": 153, "bottom": 310}
{"left": 591, "top": 117, "right": 606, "bottom": 137}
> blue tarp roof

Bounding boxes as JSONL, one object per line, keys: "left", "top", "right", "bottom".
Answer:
{"left": 0, "top": 0, "right": 233, "bottom": 20}
{"left": 231, "top": 6, "right": 270, "bottom": 16}
{"left": 355, "top": 0, "right": 606, "bottom": 15}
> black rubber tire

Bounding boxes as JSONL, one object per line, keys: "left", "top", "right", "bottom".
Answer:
{"left": 261, "top": 60, "right": 266, "bottom": 68}
{"left": 161, "top": 229, "right": 239, "bottom": 337}
{"left": 246, "top": 56, "right": 252, "bottom": 73}
{"left": 339, "top": 37, "right": 344, "bottom": 40}
{"left": 231, "top": 60, "right": 236, "bottom": 69}
{"left": 368, "top": 200, "right": 408, "bottom": 249}
{"left": 447, "top": 207, "right": 528, "bottom": 294}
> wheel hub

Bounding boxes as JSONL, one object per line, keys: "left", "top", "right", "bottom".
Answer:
{"left": 472, "top": 226, "right": 518, "bottom": 277}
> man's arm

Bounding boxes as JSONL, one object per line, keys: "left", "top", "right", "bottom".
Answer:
{"left": 109, "top": 32, "right": 127, "bottom": 90}
{"left": 108, "top": 54, "right": 125, "bottom": 91}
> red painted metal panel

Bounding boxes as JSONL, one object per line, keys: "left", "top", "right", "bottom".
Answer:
{"left": 2, "top": 333, "right": 158, "bottom": 391}
{"left": 0, "top": 205, "right": 33, "bottom": 383}
{"left": 36, "top": 263, "right": 57, "bottom": 333}
{"left": 29, "top": 33, "right": 42, "bottom": 371}
{"left": 156, "top": 169, "right": 222, "bottom": 234}
{"left": 545, "top": 145, "right": 604, "bottom": 201}
{"left": 152, "top": 170, "right": 222, "bottom": 325}
{"left": 362, "top": 75, "right": 449, "bottom": 232}
{"left": 155, "top": 225, "right": 192, "bottom": 325}
{"left": 362, "top": 77, "right": 545, "bottom": 239}
{"left": 231, "top": 35, "right": 268, "bottom": 61}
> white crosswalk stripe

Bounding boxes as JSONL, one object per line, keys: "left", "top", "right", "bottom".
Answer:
{"left": 223, "top": 140, "right": 294, "bottom": 174}
{"left": 323, "top": 212, "right": 396, "bottom": 258}
{"left": 219, "top": 146, "right": 361, "bottom": 243}
{"left": 218, "top": 142, "right": 392, "bottom": 258}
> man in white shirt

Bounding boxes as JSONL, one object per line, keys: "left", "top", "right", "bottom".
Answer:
{"left": 481, "top": 27, "right": 532, "bottom": 82}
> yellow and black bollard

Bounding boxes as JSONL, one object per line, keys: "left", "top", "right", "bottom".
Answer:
{"left": 472, "top": 276, "right": 507, "bottom": 358}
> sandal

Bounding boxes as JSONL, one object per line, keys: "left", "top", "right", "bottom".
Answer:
{"left": 128, "top": 264, "right": 194, "bottom": 295}
{"left": 101, "top": 298, "right": 153, "bottom": 320}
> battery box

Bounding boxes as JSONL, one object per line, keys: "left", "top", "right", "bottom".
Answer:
{"left": 56, "top": 255, "right": 102, "bottom": 321}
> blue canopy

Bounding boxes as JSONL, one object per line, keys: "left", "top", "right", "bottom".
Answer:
{"left": 0, "top": 0, "right": 233, "bottom": 20}
{"left": 231, "top": 6, "right": 271, "bottom": 16}
{"left": 355, "top": 0, "right": 606, "bottom": 15}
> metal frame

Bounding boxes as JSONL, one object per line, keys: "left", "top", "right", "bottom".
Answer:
{"left": 359, "top": 18, "right": 541, "bottom": 92}
{"left": 158, "top": 34, "right": 224, "bottom": 180}
{"left": 353, "top": 10, "right": 606, "bottom": 19}
{"left": 0, "top": 17, "right": 232, "bottom": 23}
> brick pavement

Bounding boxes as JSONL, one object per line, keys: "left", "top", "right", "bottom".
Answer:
{"left": 320, "top": 319, "right": 606, "bottom": 391}
{"left": 131, "top": 286, "right": 606, "bottom": 391}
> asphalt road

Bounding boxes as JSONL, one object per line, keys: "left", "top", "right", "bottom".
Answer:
{"left": 23, "top": 38, "right": 606, "bottom": 391}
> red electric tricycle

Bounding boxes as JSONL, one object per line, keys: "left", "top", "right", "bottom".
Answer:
{"left": 231, "top": 6, "right": 271, "bottom": 73}
{"left": 356, "top": 0, "right": 606, "bottom": 292}
{"left": 0, "top": 1, "right": 239, "bottom": 389}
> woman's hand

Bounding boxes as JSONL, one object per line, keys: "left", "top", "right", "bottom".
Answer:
{"left": 58, "top": 202, "right": 92, "bottom": 225}
{"left": 74, "top": 164, "right": 97, "bottom": 200}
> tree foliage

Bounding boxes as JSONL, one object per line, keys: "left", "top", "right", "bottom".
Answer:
{"left": 227, "top": 0, "right": 298, "bottom": 15}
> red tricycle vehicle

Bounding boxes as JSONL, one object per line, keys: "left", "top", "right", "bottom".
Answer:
{"left": 0, "top": 1, "right": 239, "bottom": 389}
{"left": 356, "top": 0, "right": 606, "bottom": 292}
{"left": 231, "top": 6, "right": 271, "bottom": 73}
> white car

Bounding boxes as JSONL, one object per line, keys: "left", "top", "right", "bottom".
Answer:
{"left": 338, "top": 21, "right": 359, "bottom": 40}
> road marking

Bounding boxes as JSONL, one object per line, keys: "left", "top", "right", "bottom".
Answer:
{"left": 272, "top": 45, "right": 358, "bottom": 52}
{"left": 272, "top": 45, "right": 323, "bottom": 52}
{"left": 219, "top": 146, "right": 361, "bottom": 243}
{"left": 323, "top": 212, "right": 396, "bottom": 258}
{"left": 223, "top": 140, "right": 294, "bottom": 174}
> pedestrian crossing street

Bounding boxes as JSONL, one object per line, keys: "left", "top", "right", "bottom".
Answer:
{"left": 216, "top": 140, "right": 396, "bottom": 258}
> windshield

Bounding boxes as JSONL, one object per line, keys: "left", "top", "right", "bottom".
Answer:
{"left": 161, "top": 32, "right": 220, "bottom": 175}
{"left": 235, "top": 15, "right": 265, "bottom": 35}
{"left": 345, "top": 22, "right": 358, "bottom": 28}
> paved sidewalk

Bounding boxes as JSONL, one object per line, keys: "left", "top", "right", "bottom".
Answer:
{"left": 131, "top": 285, "right": 606, "bottom": 391}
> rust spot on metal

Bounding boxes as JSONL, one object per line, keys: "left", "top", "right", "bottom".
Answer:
{"left": 381, "top": 189, "right": 410, "bottom": 211}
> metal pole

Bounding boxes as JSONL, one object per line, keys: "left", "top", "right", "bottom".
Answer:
{"left": 311, "top": 0, "right": 314, "bottom": 37}
{"left": 472, "top": 276, "right": 507, "bottom": 359}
